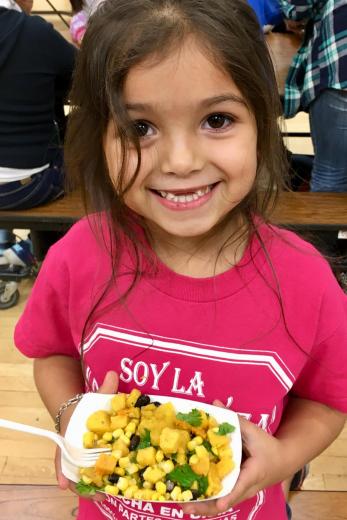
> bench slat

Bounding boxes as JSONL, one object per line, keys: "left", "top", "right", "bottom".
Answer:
{"left": 0, "top": 191, "right": 345, "bottom": 231}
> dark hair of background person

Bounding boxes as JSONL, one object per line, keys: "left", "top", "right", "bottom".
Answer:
{"left": 69, "top": 0, "right": 84, "bottom": 13}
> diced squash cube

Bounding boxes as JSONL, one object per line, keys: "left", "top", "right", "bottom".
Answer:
{"left": 207, "top": 429, "right": 230, "bottom": 449}
{"left": 216, "top": 456, "right": 234, "bottom": 478}
{"left": 110, "top": 414, "right": 129, "bottom": 430}
{"left": 95, "top": 454, "right": 117, "bottom": 476}
{"left": 126, "top": 389, "right": 141, "bottom": 407}
{"left": 206, "top": 463, "right": 222, "bottom": 497}
{"left": 111, "top": 393, "right": 127, "bottom": 412}
{"left": 143, "top": 466, "right": 165, "bottom": 484}
{"left": 190, "top": 455, "right": 210, "bottom": 476}
{"left": 136, "top": 446, "right": 156, "bottom": 467}
{"left": 86, "top": 411, "right": 111, "bottom": 434}
{"left": 159, "top": 427, "right": 190, "bottom": 454}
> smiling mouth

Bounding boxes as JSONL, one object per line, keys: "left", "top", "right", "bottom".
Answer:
{"left": 150, "top": 182, "right": 219, "bottom": 203}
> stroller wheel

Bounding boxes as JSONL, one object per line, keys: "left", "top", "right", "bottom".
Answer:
{"left": 0, "top": 281, "right": 20, "bottom": 309}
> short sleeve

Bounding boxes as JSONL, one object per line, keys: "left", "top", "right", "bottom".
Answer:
{"left": 14, "top": 247, "right": 79, "bottom": 360}
{"left": 291, "top": 280, "right": 347, "bottom": 413}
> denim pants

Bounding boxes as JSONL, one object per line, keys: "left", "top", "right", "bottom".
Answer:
{"left": 309, "top": 88, "right": 347, "bottom": 192}
{"left": 0, "top": 148, "right": 65, "bottom": 210}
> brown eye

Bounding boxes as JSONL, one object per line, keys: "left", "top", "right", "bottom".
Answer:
{"left": 133, "top": 121, "right": 150, "bottom": 137}
{"left": 204, "top": 114, "right": 232, "bottom": 130}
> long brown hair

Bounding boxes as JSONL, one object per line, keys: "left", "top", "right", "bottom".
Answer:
{"left": 64, "top": 0, "right": 289, "bottom": 344}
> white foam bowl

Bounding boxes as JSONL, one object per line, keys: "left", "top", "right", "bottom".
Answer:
{"left": 62, "top": 393, "right": 241, "bottom": 501}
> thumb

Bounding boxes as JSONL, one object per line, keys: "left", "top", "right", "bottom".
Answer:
{"left": 98, "top": 371, "right": 119, "bottom": 394}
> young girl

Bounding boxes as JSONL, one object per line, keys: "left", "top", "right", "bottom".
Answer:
{"left": 14, "top": 1, "right": 347, "bottom": 519}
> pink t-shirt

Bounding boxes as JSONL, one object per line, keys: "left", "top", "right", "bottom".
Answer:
{"left": 15, "top": 217, "right": 347, "bottom": 520}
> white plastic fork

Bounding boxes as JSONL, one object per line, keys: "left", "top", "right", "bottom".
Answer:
{"left": 0, "top": 418, "right": 111, "bottom": 467}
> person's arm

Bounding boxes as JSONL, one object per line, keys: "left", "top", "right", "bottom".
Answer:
{"left": 182, "top": 397, "right": 345, "bottom": 517}
{"left": 33, "top": 355, "right": 85, "bottom": 433}
{"left": 279, "top": 0, "right": 316, "bottom": 20}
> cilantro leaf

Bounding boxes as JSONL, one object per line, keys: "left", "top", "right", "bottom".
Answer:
{"left": 138, "top": 429, "right": 151, "bottom": 449}
{"left": 167, "top": 464, "right": 198, "bottom": 489}
{"left": 202, "top": 440, "right": 213, "bottom": 453}
{"left": 176, "top": 408, "right": 202, "bottom": 427}
{"left": 167, "top": 465, "right": 208, "bottom": 497}
{"left": 196, "top": 475, "right": 208, "bottom": 496}
{"left": 217, "top": 422, "right": 235, "bottom": 435}
{"left": 76, "top": 479, "right": 98, "bottom": 496}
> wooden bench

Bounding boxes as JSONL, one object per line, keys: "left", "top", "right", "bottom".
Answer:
{"left": 0, "top": 191, "right": 346, "bottom": 232}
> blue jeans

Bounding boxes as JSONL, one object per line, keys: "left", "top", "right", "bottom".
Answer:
{"left": 0, "top": 148, "right": 65, "bottom": 209}
{"left": 309, "top": 88, "right": 347, "bottom": 192}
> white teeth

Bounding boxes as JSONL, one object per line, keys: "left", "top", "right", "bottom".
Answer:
{"left": 158, "top": 184, "right": 213, "bottom": 202}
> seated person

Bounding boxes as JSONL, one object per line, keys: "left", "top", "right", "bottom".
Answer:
{"left": 0, "top": 0, "right": 76, "bottom": 264}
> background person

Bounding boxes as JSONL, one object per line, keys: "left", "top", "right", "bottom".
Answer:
{"left": 0, "top": 0, "right": 76, "bottom": 264}
{"left": 280, "top": 0, "right": 347, "bottom": 192}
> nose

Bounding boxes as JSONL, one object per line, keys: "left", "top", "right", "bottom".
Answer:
{"left": 159, "top": 133, "right": 204, "bottom": 177}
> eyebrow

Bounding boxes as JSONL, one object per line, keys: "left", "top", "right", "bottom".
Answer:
{"left": 125, "top": 93, "right": 246, "bottom": 112}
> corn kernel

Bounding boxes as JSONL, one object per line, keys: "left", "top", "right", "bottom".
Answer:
{"left": 119, "top": 456, "right": 130, "bottom": 468}
{"left": 125, "top": 422, "right": 136, "bottom": 434}
{"left": 212, "top": 447, "right": 219, "bottom": 456}
{"left": 151, "top": 492, "right": 160, "bottom": 501}
{"left": 126, "top": 463, "right": 139, "bottom": 475}
{"left": 111, "top": 449, "right": 123, "bottom": 460}
{"left": 158, "top": 495, "right": 166, "bottom": 501}
{"left": 112, "top": 429, "right": 124, "bottom": 439}
{"left": 189, "top": 454, "right": 199, "bottom": 465}
{"left": 96, "top": 439, "right": 109, "bottom": 447}
{"left": 125, "top": 430, "right": 133, "bottom": 439}
{"left": 194, "top": 436, "right": 203, "bottom": 445}
{"left": 212, "top": 427, "right": 219, "bottom": 433}
{"left": 102, "top": 432, "right": 113, "bottom": 442}
{"left": 81, "top": 475, "right": 92, "bottom": 485}
{"left": 120, "top": 434, "right": 131, "bottom": 446}
{"left": 124, "top": 485, "right": 138, "bottom": 498}
{"left": 187, "top": 440, "right": 196, "bottom": 451}
{"left": 170, "top": 486, "right": 182, "bottom": 501}
{"left": 104, "top": 485, "right": 119, "bottom": 496}
{"left": 134, "top": 490, "right": 146, "bottom": 499}
{"left": 143, "top": 481, "right": 153, "bottom": 489}
{"left": 155, "top": 450, "right": 164, "bottom": 463}
{"left": 159, "top": 459, "right": 175, "bottom": 474}
{"left": 114, "top": 467, "right": 125, "bottom": 476}
{"left": 83, "top": 432, "right": 96, "bottom": 449}
{"left": 176, "top": 452, "right": 187, "bottom": 465}
{"left": 181, "top": 490, "right": 193, "bottom": 502}
{"left": 155, "top": 481, "right": 167, "bottom": 495}
{"left": 195, "top": 446, "right": 208, "bottom": 458}
{"left": 143, "top": 489, "right": 154, "bottom": 500}
{"left": 117, "top": 477, "right": 129, "bottom": 491}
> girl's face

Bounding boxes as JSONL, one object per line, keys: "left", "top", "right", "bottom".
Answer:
{"left": 104, "top": 40, "right": 258, "bottom": 245}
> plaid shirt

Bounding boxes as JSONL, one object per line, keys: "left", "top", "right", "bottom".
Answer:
{"left": 280, "top": 0, "right": 347, "bottom": 117}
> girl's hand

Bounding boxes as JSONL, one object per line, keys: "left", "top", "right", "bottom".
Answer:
{"left": 182, "top": 399, "right": 284, "bottom": 517}
{"left": 55, "top": 371, "right": 119, "bottom": 500}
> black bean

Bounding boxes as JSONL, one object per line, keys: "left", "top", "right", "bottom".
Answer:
{"left": 135, "top": 395, "right": 151, "bottom": 407}
{"left": 153, "top": 401, "right": 161, "bottom": 407}
{"left": 138, "top": 467, "right": 147, "bottom": 481}
{"left": 166, "top": 480, "right": 175, "bottom": 492}
{"left": 191, "top": 490, "right": 200, "bottom": 500}
{"left": 108, "top": 474, "right": 120, "bottom": 484}
{"left": 129, "top": 434, "right": 141, "bottom": 451}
